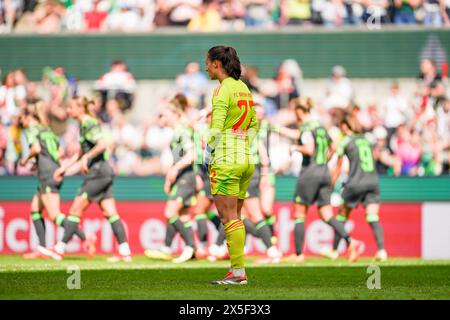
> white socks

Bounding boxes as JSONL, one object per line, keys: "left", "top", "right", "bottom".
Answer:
{"left": 232, "top": 268, "right": 246, "bottom": 277}
{"left": 54, "top": 242, "right": 66, "bottom": 255}
{"left": 118, "top": 242, "right": 131, "bottom": 257}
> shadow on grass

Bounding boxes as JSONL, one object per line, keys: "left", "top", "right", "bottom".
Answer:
{"left": 1, "top": 264, "right": 449, "bottom": 300}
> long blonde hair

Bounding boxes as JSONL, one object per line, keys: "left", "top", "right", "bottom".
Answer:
{"left": 294, "top": 96, "right": 314, "bottom": 113}
{"left": 73, "top": 96, "right": 97, "bottom": 119}
{"left": 25, "top": 101, "right": 49, "bottom": 127}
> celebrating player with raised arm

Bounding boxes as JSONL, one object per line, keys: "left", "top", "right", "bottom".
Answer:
{"left": 256, "top": 108, "right": 277, "bottom": 242}
{"left": 19, "top": 103, "right": 95, "bottom": 260}
{"left": 328, "top": 113, "right": 387, "bottom": 262}
{"left": 52, "top": 97, "right": 131, "bottom": 262}
{"left": 241, "top": 102, "right": 281, "bottom": 263}
{"left": 204, "top": 46, "right": 258, "bottom": 285}
{"left": 145, "top": 104, "right": 199, "bottom": 263}
{"left": 274, "top": 97, "right": 361, "bottom": 263}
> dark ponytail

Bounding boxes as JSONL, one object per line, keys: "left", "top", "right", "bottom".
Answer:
{"left": 208, "top": 45, "right": 242, "bottom": 80}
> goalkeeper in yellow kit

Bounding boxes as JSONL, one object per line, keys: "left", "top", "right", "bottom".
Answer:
{"left": 204, "top": 46, "right": 257, "bottom": 285}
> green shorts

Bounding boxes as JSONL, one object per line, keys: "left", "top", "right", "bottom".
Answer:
{"left": 196, "top": 164, "right": 213, "bottom": 200}
{"left": 37, "top": 160, "right": 61, "bottom": 194}
{"left": 209, "top": 162, "right": 254, "bottom": 200}
{"left": 245, "top": 165, "right": 261, "bottom": 199}
{"left": 168, "top": 170, "right": 198, "bottom": 207}
{"left": 37, "top": 176, "right": 62, "bottom": 194}
{"left": 77, "top": 161, "right": 114, "bottom": 203}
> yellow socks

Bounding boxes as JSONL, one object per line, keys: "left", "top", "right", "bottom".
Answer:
{"left": 224, "top": 219, "right": 246, "bottom": 270}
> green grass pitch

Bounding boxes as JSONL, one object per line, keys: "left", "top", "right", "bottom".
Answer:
{"left": 1, "top": 255, "right": 449, "bottom": 300}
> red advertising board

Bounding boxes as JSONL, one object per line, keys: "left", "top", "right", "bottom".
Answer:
{"left": 0, "top": 201, "right": 421, "bottom": 257}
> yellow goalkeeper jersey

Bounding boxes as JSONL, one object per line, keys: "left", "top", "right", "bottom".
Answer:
{"left": 208, "top": 77, "right": 258, "bottom": 165}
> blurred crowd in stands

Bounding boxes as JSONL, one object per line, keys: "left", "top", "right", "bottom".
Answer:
{"left": 1, "top": 56, "right": 450, "bottom": 177}
{"left": 1, "top": 0, "right": 450, "bottom": 33}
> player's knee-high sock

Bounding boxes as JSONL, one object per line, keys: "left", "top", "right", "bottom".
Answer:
{"left": 172, "top": 217, "right": 195, "bottom": 248}
{"left": 62, "top": 215, "right": 81, "bottom": 244}
{"left": 31, "top": 211, "right": 46, "bottom": 247}
{"left": 255, "top": 220, "right": 273, "bottom": 249}
{"left": 165, "top": 217, "right": 178, "bottom": 247}
{"left": 294, "top": 218, "right": 305, "bottom": 255}
{"left": 108, "top": 214, "right": 131, "bottom": 256}
{"left": 195, "top": 214, "right": 208, "bottom": 245}
{"left": 243, "top": 218, "right": 258, "bottom": 237}
{"left": 208, "top": 211, "right": 222, "bottom": 230}
{"left": 265, "top": 215, "right": 275, "bottom": 236}
{"left": 224, "top": 219, "right": 246, "bottom": 270}
{"left": 183, "top": 220, "right": 196, "bottom": 249}
{"left": 326, "top": 217, "right": 351, "bottom": 245}
{"left": 332, "top": 214, "right": 347, "bottom": 250}
{"left": 108, "top": 214, "right": 126, "bottom": 244}
{"left": 367, "top": 215, "right": 385, "bottom": 250}
{"left": 216, "top": 224, "right": 226, "bottom": 245}
{"left": 55, "top": 214, "right": 86, "bottom": 241}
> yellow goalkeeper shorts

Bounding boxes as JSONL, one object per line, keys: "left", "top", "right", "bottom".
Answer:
{"left": 209, "top": 162, "right": 254, "bottom": 200}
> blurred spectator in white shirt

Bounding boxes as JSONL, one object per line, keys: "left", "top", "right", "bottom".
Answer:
{"left": 371, "top": 126, "right": 402, "bottom": 175}
{"left": 164, "top": 0, "right": 202, "bottom": 26}
{"left": 96, "top": 59, "right": 136, "bottom": 92}
{"left": 106, "top": 1, "right": 142, "bottom": 32}
{"left": 175, "top": 62, "right": 208, "bottom": 108}
{"left": 1, "top": 0, "right": 23, "bottom": 32}
{"left": 321, "top": 0, "right": 348, "bottom": 27}
{"left": 109, "top": 111, "right": 142, "bottom": 175}
{"left": 383, "top": 81, "right": 409, "bottom": 134}
{"left": 244, "top": 0, "right": 274, "bottom": 28}
{"left": 143, "top": 112, "right": 174, "bottom": 156}
{"left": 436, "top": 97, "right": 450, "bottom": 139}
{"left": 95, "top": 59, "right": 136, "bottom": 111}
{"left": 361, "top": 0, "right": 390, "bottom": 24}
{"left": 323, "top": 65, "right": 353, "bottom": 110}
{"left": 423, "top": 0, "right": 443, "bottom": 27}
{"left": 0, "top": 71, "right": 26, "bottom": 126}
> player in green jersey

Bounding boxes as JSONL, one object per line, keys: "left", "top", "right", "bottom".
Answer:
{"left": 241, "top": 102, "right": 282, "bottom": 263}
{"left": 204, "top": 46, "right": 258, "bottom": 285}
{"left": 191, "top": 114, "right": 225, "bottom": 260}
{"left": 254, "top": 104, "right": 277, "bottom": 243}
{"left": 327, "top": 113, "right": 387, "bottom": 262}
{"left": 145, "top": 104, "right": 199, "bottom": 263}
{"left": 52, "top": 97, "right": 131, "bottom": 262}
{"left": 19, "top": 102, "right": 95, "bottom": 260}
{"left": 274, "top": 97, "right": 362, "bottom": 263}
